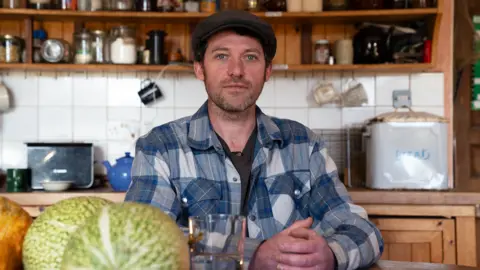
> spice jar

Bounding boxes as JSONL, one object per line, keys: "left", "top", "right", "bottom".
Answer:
{"left": 302, "top": 0, "right": 322, "bottom": 12}
{"left": 326, "top": 0, "right": 347, "bottom": 10}
{"left": 110, "top": 26, "right": 137, "bottom": 64}
{"left": 0, "top": 35, "right": 22, "bottom": 63}
{"left": 314, "top": 39, "right": 330, "bottom": 64}
{"left": 91, "top": 30, "right": 106, "bottom": 64}
{"left": 73, "top": 29, "right": 93, "bottom": 64}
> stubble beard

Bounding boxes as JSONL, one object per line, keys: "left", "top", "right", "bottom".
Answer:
{"left": 204, "top": 70, "right": 266, "bottom": 113}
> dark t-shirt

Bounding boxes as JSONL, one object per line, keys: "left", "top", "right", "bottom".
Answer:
{"left": 216, "top": 126, "right": 257, "bottom": 216}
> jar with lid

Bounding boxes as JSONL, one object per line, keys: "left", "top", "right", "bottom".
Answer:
{"left": 314, "top": 40, "right": 330, "bottom": 64}
{"left": 302, "top": 0, "right": 322, "bottom": 12}
{"left": 110, "top": 26, "right": 137, "bottom": 64}
{"left": 3, "top": 0, "right": 24, "bottom": 8}
{"left": 111, "top": 0, "right": 133, "bottom": 10}
{"left": 326, "top": 0, "right": 347, "bottom": 10}
{"left": 77, "top": 0, "right": 103, "bottom": 10}
{"left": 0, "top": 35, "right": 22, "bottom": 63}
{"left": 351, "top": 0, "right": 384, "bottom": 9}
{"left": 28, "top": 0, "right": 52, "bottom": 9}
{"left": 74, "top": 29, "right": 93, "bottom": 64}
{"left": 91, "top": 30, "right": 106, "bottom": 63}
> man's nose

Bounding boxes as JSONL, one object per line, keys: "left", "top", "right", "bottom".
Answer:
{"left": 227, "top": 57, "right": 245, "bottom": 77}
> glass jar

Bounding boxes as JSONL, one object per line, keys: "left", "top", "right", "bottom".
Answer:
{"left": 0, "top": 35, "right": 22, "bottom": 63}
{"left": 74, "top": 29, "right": 93, "bottom": 64}
{"left": 302, "top": 0, "right": 322, "bottom": 12}
{"left": 326, "top": 0, "right": 347, "bottom": 10}
{"left": 91, "top": 30, "right": 106, "bottom": 64}
{"left": 351, "top": 0, "right": 384, "bottom": 9}
{"left": 28, "top": 0, "right": 51, "bottom": 9}
{"left": 314, "top": 39, "right": 330, "bottom": 64}
{"left": 111, "top": 0, "right": 133, "bottom": 10}
{"left": 109, "top": 26, "right": 137, "bottom": 64}
{"left": 3, "top": 0, "right": 23, "bottom": 8}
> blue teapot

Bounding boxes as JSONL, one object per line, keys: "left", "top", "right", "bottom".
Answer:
{"left": 103, "top": 152, "right": 134, "bottom": 192}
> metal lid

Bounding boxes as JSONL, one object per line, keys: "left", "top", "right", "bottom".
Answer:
{"left": 2, "top": 34, "right": 21, "bottom": 41}
{"left": 315, "top": 39, "right": 329, "bottom": 45}
{"left": 74, "top": 29, "right": 91, "bottom": 39}
{"left": 367, "top": 108, "right": 448, "bottom": 124}
{"left": 92, "top": 30, "right": 106, "bottom": 36}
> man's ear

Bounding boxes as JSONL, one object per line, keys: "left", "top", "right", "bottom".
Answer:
{"left": 193, "top": 61, "right": 205, "bottom": 81}
{"left": 264, "top": 62, "right": 273, "bottom": 81}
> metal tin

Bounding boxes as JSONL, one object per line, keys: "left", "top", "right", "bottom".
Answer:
{"left": 40, "top": 39, "right": 71, "bottom": 63}
{"left": 0, "top": 34, "right": 23, "bottom": 63}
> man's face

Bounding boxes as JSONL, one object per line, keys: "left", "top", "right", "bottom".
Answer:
{"left": 194, "top": 31, "right": 272, "bottom": 113}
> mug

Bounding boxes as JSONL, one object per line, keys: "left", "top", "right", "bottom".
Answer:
{"left": 0, "top": 82, "right": 11, "bottom": 112}
{"left": 138, "top": 79, "right": 163, "bottom": 106}
{"left": 6, "top": 168, "right": 31, "bottom": 192}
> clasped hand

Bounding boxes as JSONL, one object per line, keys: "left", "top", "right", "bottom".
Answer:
{"left": 250, "top": 217, "right": 335, "bottom": 270}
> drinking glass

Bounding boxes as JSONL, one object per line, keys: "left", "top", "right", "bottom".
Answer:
{"left": 188, "top": 214, "right": 246, "bottom": 270}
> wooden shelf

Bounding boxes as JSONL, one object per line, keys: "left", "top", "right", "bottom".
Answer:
{"left": 0, "top": 63, "right": 434, "bottom": 73}
{"left": 0, "top": 8, "right": 439, "bottom": 23}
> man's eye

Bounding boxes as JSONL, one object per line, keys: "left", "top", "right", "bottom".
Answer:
{"left": 215, "top": 54, "right": 227, "bottom": 60}
{"left": 246, "top": 55, "right": 258, "bottom": 61}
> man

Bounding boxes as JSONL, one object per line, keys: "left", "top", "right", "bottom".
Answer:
{"left": 125, "top": 10, "right": 383, "bottom": 270}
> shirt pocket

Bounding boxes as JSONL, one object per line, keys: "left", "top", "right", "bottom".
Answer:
{"left": 263, "top": 173, "right": 311, "bottom": 227}
{"left": 180, "top": 179, "right": 222, "bottom": 217}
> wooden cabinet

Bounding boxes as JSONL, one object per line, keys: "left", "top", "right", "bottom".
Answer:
{"left": 370, "top": 218, "right": 456, "bottom": 264}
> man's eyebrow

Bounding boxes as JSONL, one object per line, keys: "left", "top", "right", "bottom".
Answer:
{"left": 210, "top": 47, "right": 230, "bottom": 53}
{"left": 245, "top": 48, "right": 261, "bottom": 54}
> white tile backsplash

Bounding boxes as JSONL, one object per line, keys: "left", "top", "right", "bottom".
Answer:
{"left": 73, "top": 107, "right": 107, "bottom": 140}
{"left": 73, "top": 75, "right": 108, "bottom": 107}
{"left": 2, "top": 107, "right": 38, "bottom": 141}
{"left": 3, "top": 73, "right": 38, "bottom": 107}
{"left": 38, "top": 107, "right": 73, "bottom": 141}
{"left": 375, "top": 74, "right": 410, "bottom": 106}
{"left": 174, "top": 74, "right": 208, "bottom": 107}
{"left": 0, "top": 70, "right": 446, "bottom": 170}
{"left": 410, "top": 73, "right": 444, "bottom": 106}
{"left": 107, "top": 77, "right": 142, "bottom": 107}
{"left": 342, "top": 107, "right": 375, "bottom": 127}
{"left": 2, "top": 141, "right": 26, "bottom": 168}
{"left": 274, "top": 74, "right": 309, "bottom": 107}
{"left": 38, "top": 76, "right": 73, "bottom": 106}
{"left": 308, "top": 108, "right": 342, "bottom": 129}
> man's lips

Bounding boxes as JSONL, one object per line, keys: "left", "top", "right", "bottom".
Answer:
{"left": 223, "top": 84, "right": 249, "bottom": 88}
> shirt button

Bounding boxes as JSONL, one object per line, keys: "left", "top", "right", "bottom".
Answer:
{"left": 233, "top": 177, "right": 238, "bottom": 182}
{"left": 294, "top": 189, "right": 301, "bottom": 196}
{"left": 249, "top": 215, "right": 256, "bottom": 221}
{"left": 182, "top": 197, "right": 188, "bottom": 204}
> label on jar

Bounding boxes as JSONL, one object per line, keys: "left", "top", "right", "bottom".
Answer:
{"left": 315, "top": 47, "right": 329, "bottom": 64}
{"left": 201, "top": 0, "right": 215, "bottom": 12}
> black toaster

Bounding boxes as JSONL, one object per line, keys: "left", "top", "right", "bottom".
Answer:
{"left": 26, "top": 142, "right": 94, "bottom": 190}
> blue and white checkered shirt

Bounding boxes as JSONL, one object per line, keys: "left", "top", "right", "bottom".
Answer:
{"left": 125, "top": 101, "right": 384, "bottom": 270}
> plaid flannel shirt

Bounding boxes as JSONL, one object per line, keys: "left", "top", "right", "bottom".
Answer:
{"left": 125, "top": 101, "right": 384, "bottom": 270}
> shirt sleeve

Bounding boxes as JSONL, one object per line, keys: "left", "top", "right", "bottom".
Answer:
{"left": 308, "top": 139, "right": 384, "bottom": 270}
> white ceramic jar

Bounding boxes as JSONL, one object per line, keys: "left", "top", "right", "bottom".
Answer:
{"left": 302, "top": 0, "right": 322, "bottom": 12}
{"left": 287, "top": 0, "right": 302, "bottom": 11}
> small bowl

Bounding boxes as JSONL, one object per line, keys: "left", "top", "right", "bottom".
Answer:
{"left": 41, "top": 180, "right": 74, "bottom": 192}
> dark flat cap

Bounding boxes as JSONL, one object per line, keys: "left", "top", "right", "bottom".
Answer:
{"left": 191, "top": 10, "right": 277, "bottom": 61}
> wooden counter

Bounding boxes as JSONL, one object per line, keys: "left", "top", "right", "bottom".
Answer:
{"left": 2, "top": 187, "right": 480, "bottom": 206}
{"left": 2, "top": 187, "right": 480, "bottom": 267}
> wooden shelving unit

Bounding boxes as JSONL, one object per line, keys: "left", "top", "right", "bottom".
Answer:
{"left": 0, "top": 63, "right": 435, "bottom": 72}
{"left": 0, "top": 4, "right": 442, "bottom": 73}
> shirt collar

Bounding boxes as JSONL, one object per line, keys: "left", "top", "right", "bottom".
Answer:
{"left": 187, "top": 101, "right": 284, "bottom": 151}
